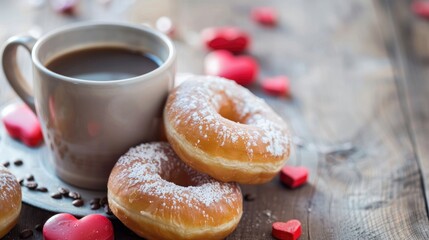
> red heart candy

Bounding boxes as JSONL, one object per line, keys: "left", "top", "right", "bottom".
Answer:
{"left": 201, "top": 27, "right": 250, "bottom": 53}
{"left": 280, "top": 166, "right": 308, "bottom": 188}
{"left": 205, "top": 50, "right": 259, "bottom": 86}
{"left": 272, "top": 220, "right": 302, "bottom": 240}
{"left": 2, "top": 104, "right": 43, "bottom": 147}
{"left": 251, "top": 7, "right": 278, "bottom": 26}
{"left": 412, "top": 1, "right": 429, "bottom": 19}
{"left": 51, "top": 0, "right": 78, "bottom": 15}
{"left": 43, "top": 213, "right": 114, "bottom": 240}
{"left": 262, "top": 76, "right": 291, "bottom": 96}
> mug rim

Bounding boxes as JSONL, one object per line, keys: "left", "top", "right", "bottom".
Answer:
{"left": 32, "top": 21, "right": 176, "bottom": 85}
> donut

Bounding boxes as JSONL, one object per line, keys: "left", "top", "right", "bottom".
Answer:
{"left": 107, "top": 142, "right": 243, "bottom": 240}
{"left": 164, "top": 75, "right": 291, "bottom": 184}
{"left": 0, "top": 166, "right": 22, "bottom": 238}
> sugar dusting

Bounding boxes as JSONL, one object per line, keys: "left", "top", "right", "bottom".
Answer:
{"left": 0, "top": 166, "right": 19, "bottom": 208}
{"left": 168, "top": 75, "right": 290, "bottom": 158}
{"left": 115, "top": 142, "right": 240, "bottom": 219}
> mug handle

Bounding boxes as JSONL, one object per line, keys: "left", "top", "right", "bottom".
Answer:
{"left": 2, "top": 35, "right": 37, "bottom": 112}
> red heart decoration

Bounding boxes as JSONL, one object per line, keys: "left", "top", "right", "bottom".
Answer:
{"left": 251, "top": 7, "right": 278, "bottom": 26}
{"left": 43, "top": 213, "right": 114, "bottom": 240}
{"left": 51, "top": 0, "right": 77, "bottom": 15}
{"left": 262, "top": 76, "right": 291, "bottom": 96}
{"left": 272, "top": 220, "right": 302, "bottom": 240}
{"left": 412, "top": 1, "right": 429, "bottom": 19}
{"left": 205, "top": 50, "right": 259, "bottom": 86}
{"left": 2, "top": 104, "right": 43, "bottom": 147}
{"left": 201, "top": 27, "right": 250, "bottom": 53}
{"left": 280, "top": 166, "right": 308, "bottom": 188}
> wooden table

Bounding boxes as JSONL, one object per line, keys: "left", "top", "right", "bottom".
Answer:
{"left": 2, "top": 0, "right": 429, "bottom": 239}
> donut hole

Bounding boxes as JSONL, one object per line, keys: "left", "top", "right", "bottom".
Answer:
{"left": 159, "top": 167, "right": 197, "bottom": 187}
{"left": 217, "top": 99, "right": 246, "bottom": 124}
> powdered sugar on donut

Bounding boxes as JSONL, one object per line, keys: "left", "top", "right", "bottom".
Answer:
{"left": 168, "top": 75, "right": 290, "bottom": 158}
{"left": 0, "top": 166, "right": 19, "bottom": 205}
{"left": 115, "top": 142, "right": 241, "bottom": 219}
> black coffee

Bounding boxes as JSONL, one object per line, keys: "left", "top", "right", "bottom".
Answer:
{"left": 46, "top": 46, "right": 161, "bottom": 81}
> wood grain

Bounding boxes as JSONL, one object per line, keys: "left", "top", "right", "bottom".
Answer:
{"left": 1, "top": 0, "right": 429, "bottom": 239}
{"left": 375, "top": 0, "right": 429, "bottom": 218}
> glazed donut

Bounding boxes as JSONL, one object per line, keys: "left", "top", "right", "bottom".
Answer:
{"left": 107, "top": 142, "right": 243, "bottom": 240}
{"left": 0, "top": 166, "right": 22, "bottom": 238}
{"left": 164, "top": 75, "right": 291, "bottom": 184}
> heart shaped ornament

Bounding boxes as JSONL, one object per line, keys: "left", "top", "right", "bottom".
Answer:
{"left": 1, "top": 104, "right": 43, "bottom": 147}
{"left": 412, "top": 1, "right": 429, "bottom": 19}
{"left": 272, "top": 220, "right": 302, "bottom": 240}
{"left": 201, "top": 27, "right": 250, "bottom": 53}
{"left": 280, "top": 166, "right": 308, "bottom": 188}
{"left": 262, "top": 76, "right": 291, "bottom": 96}
{"left": 251, "top": 7, "right": 278, "bottom": 26}
{"left": 204, "top": 50, "right": 259, "bottom": 86}
{"left": 43, "top": 213, "right": 114, "bottom": 240}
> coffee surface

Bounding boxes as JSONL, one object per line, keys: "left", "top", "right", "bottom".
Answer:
{"left": 46, "top": 46, "right": 161, "bottom": 81}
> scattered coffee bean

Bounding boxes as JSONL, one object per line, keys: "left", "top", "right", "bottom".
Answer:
{"left": 58, "top": 187, "right": 70, "bottom": 196}
{"left": 25, "top": 181, "right": 38, "bottom": 190}
{"left": 19, "top": 229, "right": 33, "bottom": 239}
{"left": 14, "top": 159, "right": 23, "bottom": 166}
{"left": 34, "top": 223, "right": 43, "bottom": 232}
{"left": 90, "top": 198, "right": 100, "bottom": 205}
{"left": 104, "top": 204, "right": 113, "bottom": 215}
{"left": 68, "top": 191, "right": 81, "bottom": 200}
{"left": 244, "top": 193, "right": 256, "bottom": 202}
{"left": 2, "top": 161, "right": 10, "bottom": 167}
{"left": 36, "top": 187, "right": 48, "bottom": 192}
{"left": 72, "top": 199, "right": 84, "bottom": 207}
{"left": 26, "top": 174, "right": 35, "bottom": 181}
{"left": 18, "top": 178, "right": 24, "bottom": 186}
{"left": 100, "top": 197, "right": 108, "bottom": 206}
{"left": 90, "top": 203, "right": 101, "bottom": 210}
{"left": 51, "top": 192, "right": 62, "bottom": 199}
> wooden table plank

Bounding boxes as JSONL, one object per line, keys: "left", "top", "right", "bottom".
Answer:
{"left": 2, "top": 0, "right": 429, "bottom": 239}
{"left": 374, "top": 0, "right": 429, "bottom": 219}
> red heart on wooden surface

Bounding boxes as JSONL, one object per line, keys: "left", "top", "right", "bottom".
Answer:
{"left": 272, "top": 220, "right": 302, "bottom": 240}
{"left": 204, "top": 50, "right": 259, "bottom": 86}
{"left": 201, "top": 27, "right": 250, "bottom": 53}
{"left": 280, "top": 166, "right": 308, "bottom": 188}
{"left": 411, "top": 1, "right": 429, "bottom": 19}
{"left": 43, "top": 213, "right": 114, "bottom": 240}
{"left": 2, "top": 104, "right": 43, "bottom": 147}
{"left": 262, "top": 76, "right": 291, "bottom": 96}
{"left": 251, "top": 7, "right": 278, "bottom": 26}
{"left": 51, "top": 0, "right": 77, "bottom": 15}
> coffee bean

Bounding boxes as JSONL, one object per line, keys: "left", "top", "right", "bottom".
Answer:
{"left": 36, "top": 187, "right": 48, "bottom": 192}
{"left": 18, "top": 178, "right": 24, "bottom": 186}
{"left": 244, "top": 193, "right": 256, "bottom": 202}
{"left": 19, "top": 229, "right": 33, "bottom": 239}
{"left": 90, "top": 203, "right": 101, "bottom": 210}
{"left": 68, "top": 191, "right": 81, "bottom": 200}
{"left": 2, "top": 161, "right": 10, "bottom": 167}
{"left": 90, "top": 198, "right": 100, "bottom": 205}
{"left": 51, "top": 192, "right": 62, "bottom": 199}
{"left": 25, "top": 181, "right": 38, "bottom": 190}
{"left": 26, "top": 174, "right": 34, "bottom": 181}
{"left": 100, "top": 197, "right": 108, "bottom": 206}
{"left": 58, "top": 187, "right": 70, "bottom": 196}
{"left": 72, "top": 199, "right": 84, "bottom": 207}
{"left": 14, "top": 159, "right": 23, "bottom": 166}
{"left": 34, "top": 224, "right": 43, "bottom": 232}
{"left": 104, "top": 204, "right": 113, "bottom": 215}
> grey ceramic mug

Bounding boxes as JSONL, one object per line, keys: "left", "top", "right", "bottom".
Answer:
{"left": 2, "top": 22, "right": 176, "bottom": 190}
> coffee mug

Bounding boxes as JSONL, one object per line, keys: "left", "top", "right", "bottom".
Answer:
{"left": 2, "top": 22, "right": 176, "bottom": 190}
